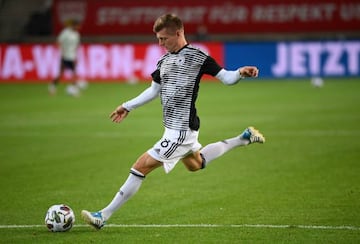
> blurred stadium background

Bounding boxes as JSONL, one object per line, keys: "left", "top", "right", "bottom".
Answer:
{"left": 1, "top": 1, "right": 360, "bottom": 242}
{"left": 0, "top": 0, "right": 359, "bottom": 83}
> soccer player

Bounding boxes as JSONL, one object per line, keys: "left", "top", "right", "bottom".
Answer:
{"left": 49, "top": 19, "right": 86, "bottom": 96}
{"left": 81, "top": 14, "right": 265, "bottom": 230}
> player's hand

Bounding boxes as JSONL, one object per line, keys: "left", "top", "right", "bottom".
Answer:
{"left": 240, "top": 66, "right": 259, "bottom": 78}
{"left": 110, "top": 105, "right": 129, "bottom": 123}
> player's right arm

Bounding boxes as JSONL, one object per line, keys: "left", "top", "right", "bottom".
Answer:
{"left": 110, "top": 81, "right": 160, "bottom": 123}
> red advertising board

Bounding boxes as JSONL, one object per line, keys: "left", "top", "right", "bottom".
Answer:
{"left": 0, "top": 43, "right": 223, "bottom": 82}
{"left": 53, "top": 0, "right": 360, "bottom": 35}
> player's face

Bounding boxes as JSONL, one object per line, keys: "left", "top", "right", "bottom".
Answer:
{"left": 156, "top": 28, "right": 181, "bottom": 53}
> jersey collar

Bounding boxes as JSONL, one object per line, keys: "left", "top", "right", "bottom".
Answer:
{"left": 170, "top": 44, "right": 189, "bottom": 54}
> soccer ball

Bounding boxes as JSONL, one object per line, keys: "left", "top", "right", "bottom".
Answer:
{"left": 45, "top": 204, "right": 75, "bottom": 232}
{"left": 311, "top": 77, "right": 324, "bottom": 88}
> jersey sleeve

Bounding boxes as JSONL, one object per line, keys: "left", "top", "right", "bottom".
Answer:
{"left": 151, "top": 69, "right": 161, "bottom": 84}
{"left": 202, "top": 56, "right": 223, "bottom": 76}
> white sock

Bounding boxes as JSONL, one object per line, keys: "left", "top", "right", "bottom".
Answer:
{"left": 101, "top": 168, "right": 144, "bottom": 221}
{"left": 200, "top": 136, "right": 249, "bottom": 166}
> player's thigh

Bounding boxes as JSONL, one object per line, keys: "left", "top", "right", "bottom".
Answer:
{"left": 182, "top": 151, "right": 202, "bottom": 171}
{"left": 132, "top": 152, "right": 162, "bottom": 175}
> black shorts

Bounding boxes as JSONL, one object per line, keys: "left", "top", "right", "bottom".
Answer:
{"left": 61, "top": 59, "right": 76, "bottom": 71}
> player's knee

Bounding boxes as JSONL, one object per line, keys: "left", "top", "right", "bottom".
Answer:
{"left": 182, "top": 160, "right": 201, "bottom": 172}
{"left": 184, "top": 160, "right": 203, "bottom": 172}
{"left": 186, "top": 164, "right": 201, "bottom": 172}
{"left": 182, "top": 153, "right": 204, "bottom": 172}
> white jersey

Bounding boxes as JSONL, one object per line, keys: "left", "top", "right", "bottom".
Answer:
{"left": 57, "top": 27, "right": 80, "bottom": 61}
{"left": 151, "top": 44, "right": 222, "bottom": 131}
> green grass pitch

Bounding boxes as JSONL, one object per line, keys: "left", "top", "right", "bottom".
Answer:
{"left": 0, "top": 78, "right": 359, "bottom": 243}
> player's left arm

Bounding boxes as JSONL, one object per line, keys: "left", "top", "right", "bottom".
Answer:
{"left": 203, "top": 56, "right": 259, "bottom": 85}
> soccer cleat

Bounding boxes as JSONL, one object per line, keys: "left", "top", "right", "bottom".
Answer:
{"left": 81, "top": 210, "right": 105, "bottom": 230}
{"left": 240, "top": 126, "right": 265, "bottom": 144}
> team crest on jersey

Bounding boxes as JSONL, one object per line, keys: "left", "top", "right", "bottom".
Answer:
{"left": 175, "top": 55, "right": 185, "bottom": 66}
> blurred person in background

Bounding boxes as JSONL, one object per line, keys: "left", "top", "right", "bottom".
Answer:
{"left": 81, "top": 13, "right": 265, "bottom": 230}
{"left": 49, "top": 19, "right": 87, "bottom": 96}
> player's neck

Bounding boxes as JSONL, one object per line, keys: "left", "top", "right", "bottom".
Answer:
{"left": 174, "top": 39, "right": 188, "bottom": 53}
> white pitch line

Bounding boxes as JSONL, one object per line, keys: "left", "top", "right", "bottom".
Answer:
{"left": 0, "top": 224, "right": 359, "bottom": 231}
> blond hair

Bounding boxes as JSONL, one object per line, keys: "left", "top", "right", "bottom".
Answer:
{"left": 153, "top": 14, "right": 183, "bottom": 34}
